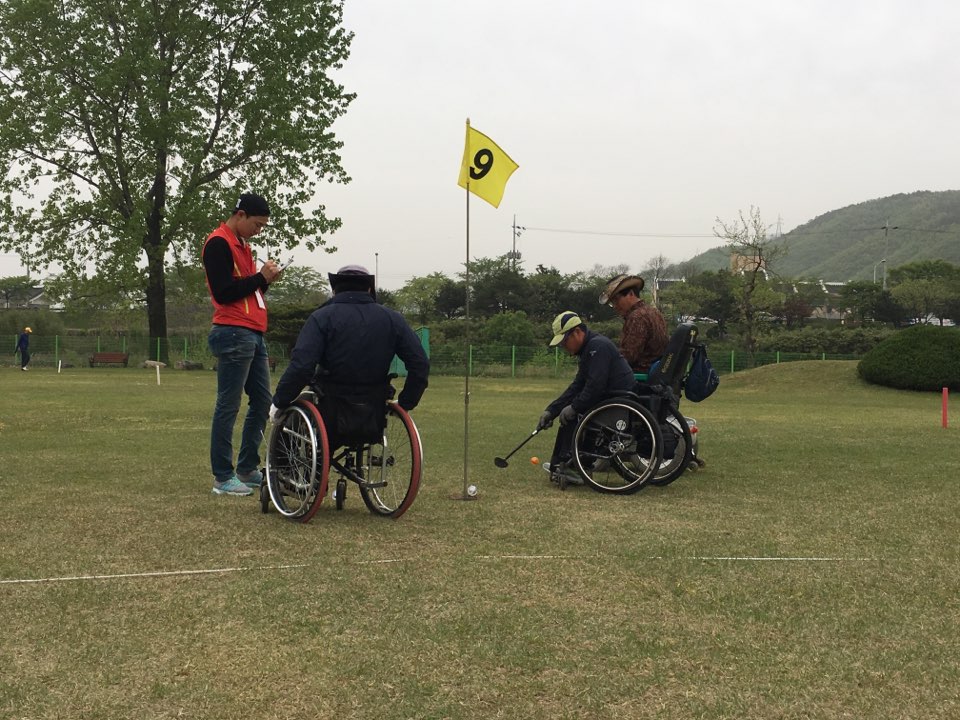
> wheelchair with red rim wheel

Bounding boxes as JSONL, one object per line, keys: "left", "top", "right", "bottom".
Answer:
{"left": 262, "top": 388, "right": 423, "bottom": 521}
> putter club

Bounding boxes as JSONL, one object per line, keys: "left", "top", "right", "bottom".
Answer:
{"left": 494, "top": 428, "right": 540, "bottom": 468}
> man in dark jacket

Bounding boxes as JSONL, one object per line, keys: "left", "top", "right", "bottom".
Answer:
{"left": 16, "top": 326, "right": 31, "bottom": 371}
{"left": 271, "top": 265, "right": 429, "bottom": 446}
{"left": 536, "top": 311, "right": 635, "bottom": 483}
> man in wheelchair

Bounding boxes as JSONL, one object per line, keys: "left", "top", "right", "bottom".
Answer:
{"left": 269, "top": 264, "right": 429, "bottom": 449}
{"left": 535, "top": 311, "right": 636, "bottom": 485}
{"left": 599, "top": 273, "right": 668, "bottom": 375}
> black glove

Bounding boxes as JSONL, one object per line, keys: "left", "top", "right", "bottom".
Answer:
{"left": 558, "top": 404, "right": 577, "bottom": 426}
{"left": 536, "top": 410, "right": 553, "bottom": 431}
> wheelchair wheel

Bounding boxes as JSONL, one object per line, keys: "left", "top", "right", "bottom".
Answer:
{"left": 359, "top": 403, "right": 422, "bottom": 518}
{"left": 265, "top": 399, "right": 330, "bottom": 522}
{"left": 648, "top": 410, "right": 695, "bottom": 487}
{"left": 573, "top": 399, "right": 662, "bottom": 494}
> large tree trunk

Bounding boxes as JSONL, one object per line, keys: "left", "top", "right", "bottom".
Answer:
{"left": 145, "top": 157, "right": 169, "bottom": 363}
{"left": 145, "top": 246, "right": 169, "bottom": 364}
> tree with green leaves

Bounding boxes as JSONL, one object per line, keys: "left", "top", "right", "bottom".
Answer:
{"left": 688, "top": 270, "right": 737, "bottom": 337}
{"left": 394, "top": 273, "right": 450, "bottom": 325}
{"left": 892, "top": 279, "right": 954, "bottom": 325}
{"left": 0, "top": 0, "right": 353, "bottom": 360}
{"left": 659, "top": 280, "right": 716, "bottom": 324}
{"left": 434, "top": 277, "right": 466, "bottom": 320}
{"left": 482, "top": 310, "right": 536, "bottom": 345}
{"left": 0, "top": 275, "right": 35, "bottom": 309}
{"left": 836, "top": 280, "right": 883, "bottom": 324}
{"left": 263, "top": 265, "right": 329, "bottom": 309}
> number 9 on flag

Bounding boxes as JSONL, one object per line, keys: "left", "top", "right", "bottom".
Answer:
{"left": 457, "top": 121, "right": 519, "bottom": 208}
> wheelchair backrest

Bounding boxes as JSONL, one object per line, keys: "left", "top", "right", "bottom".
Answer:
{"left": 648, "top": 323, "right": 698, "bottom": 395}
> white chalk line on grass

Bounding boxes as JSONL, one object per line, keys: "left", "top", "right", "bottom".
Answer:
{"left": 0, "top": 563, "right": 311, "bottom": 585}
{"left": 1, "top": 555, "right": 873, "bottom": 586}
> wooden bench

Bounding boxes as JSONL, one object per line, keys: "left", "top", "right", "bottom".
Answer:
{"left": 89, "top": 352, "right": 130, "bottom": 368}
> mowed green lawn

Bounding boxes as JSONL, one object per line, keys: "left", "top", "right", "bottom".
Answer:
{"left": 1, "top": 361, "right": 958, "bottom": 719}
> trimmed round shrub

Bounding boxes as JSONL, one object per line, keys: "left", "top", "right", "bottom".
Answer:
{"left": 858, "top": 325, "right": 960, "bottom": 391}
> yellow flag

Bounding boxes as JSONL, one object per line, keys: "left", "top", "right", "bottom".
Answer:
{"left": 457, "top": 123, "right": 518, "bottom": 208}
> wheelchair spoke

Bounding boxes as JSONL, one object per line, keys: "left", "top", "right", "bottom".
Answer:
{"left": 574, "top": 400, "right": 662, "bottom": 494}
{"left": 265, "top": 401, "right": 329, "bottom": 520}
{"left": 359, "top": 404, "right": 422, "bottom": 518}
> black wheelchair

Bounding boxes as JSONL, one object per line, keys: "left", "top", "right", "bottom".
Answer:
{"left": 562, "top": 323, "right": 702, "bottom": 493}
{"left": 261, "top": 379, "right": 423, "bottom": 521}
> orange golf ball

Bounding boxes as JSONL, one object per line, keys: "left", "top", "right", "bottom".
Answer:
{"left": 530, "top": 456, "right": 540, "bottom": 465}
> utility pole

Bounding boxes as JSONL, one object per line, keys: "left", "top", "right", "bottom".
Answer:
{"left": 873, "top": 259, "right": 886, "bottom": 285}
{"left": 374, "top": 252, "right": 379, "bottom": 292}
{"left": 508, "top": 215, "right": 524, "bottom": 271}
{"left": 882, "top": 220, "right": 898, "bottom": 290}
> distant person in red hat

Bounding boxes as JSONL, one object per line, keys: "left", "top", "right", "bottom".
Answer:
{"left": 203, "top": 193, "right": 283, "bottom": 497}
{"left": 599, "top": 274, "right": 668, "bottom": 374}
{"left": 15, "top": 326, "right": 32, "bottom": 371}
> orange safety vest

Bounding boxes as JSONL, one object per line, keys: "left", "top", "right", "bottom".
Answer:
{"left": 203, "top": 223, "right": 268, "bottom": 332}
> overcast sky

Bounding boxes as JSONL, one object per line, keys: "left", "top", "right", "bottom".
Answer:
{"left": 3, "top": 0, "right": 959, "bottom": 289}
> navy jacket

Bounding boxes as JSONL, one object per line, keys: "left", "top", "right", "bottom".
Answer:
{"left": 272, "top": 292, "right": 429, "bottom": 411}
{"left": 546, "top": 329, "right": 635, "bottom": 416}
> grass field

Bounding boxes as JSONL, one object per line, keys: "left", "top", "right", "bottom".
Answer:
{"left": 1, "top": 361, "right": 959, "bottom": 719}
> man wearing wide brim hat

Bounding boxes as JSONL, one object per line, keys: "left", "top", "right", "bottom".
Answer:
{"left": 599, "top": 273, "right": 668, "bottom": 374}
{"left": 535, "top": 311, "right": 635, "bottom": 484}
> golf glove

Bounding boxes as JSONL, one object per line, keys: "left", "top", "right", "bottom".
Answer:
{"left": 268, "top": 403, "right": 280, "bottom": 424}
{"left": 536, "top": 410, "right": 553, "bottom": 431}
{"left": 558, "top": 404, "right": 577, "bottom": 426}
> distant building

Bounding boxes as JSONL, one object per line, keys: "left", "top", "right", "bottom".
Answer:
{"left": 730, "top": 252, "right": 768, "bottom": 274}
{"left": 0, "top": 285, "right": 56, "bottom": 310}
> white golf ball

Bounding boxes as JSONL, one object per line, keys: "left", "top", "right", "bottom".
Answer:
{"left": 466, "top": 484, "right": 478, "bottom": 497}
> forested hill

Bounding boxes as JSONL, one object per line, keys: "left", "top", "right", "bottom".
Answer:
{"left": 687, "top": 190, "right": 960, "bottom": 282}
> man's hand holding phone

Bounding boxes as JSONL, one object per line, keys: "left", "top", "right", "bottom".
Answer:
{"left": 260, "top": 259, "right": 282, "bottom": 283}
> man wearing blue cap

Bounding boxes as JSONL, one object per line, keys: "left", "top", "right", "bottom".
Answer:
{"left": 203, "top": 193, "right": 283, "bottom": 496}
{"left": 536, "top": 311, "right": 635, "bottom": 484}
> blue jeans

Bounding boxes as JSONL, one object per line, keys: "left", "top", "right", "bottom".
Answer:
{"left": 208, "top": 325, "right": 272, "bottom": 482}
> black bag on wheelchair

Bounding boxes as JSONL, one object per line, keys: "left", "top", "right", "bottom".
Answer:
{"left": 683, "top": 344, "right": 719, "bottom": 402}
{"left": 315, "top": 383, "right": 389, "bottom": 445}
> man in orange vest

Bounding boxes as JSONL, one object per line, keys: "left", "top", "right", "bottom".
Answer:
{"left": 203, "top": 193, "right": 282, "bottom": 496}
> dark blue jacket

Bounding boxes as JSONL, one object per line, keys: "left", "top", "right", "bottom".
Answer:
{"left": 272, "top": 292, "right": 429, "bottom": 410}
{"left": 547, "top": 329, "right": 635, "bottom": 415}
{"left": 16, "top": 333, "right": 29, "bottom": 353}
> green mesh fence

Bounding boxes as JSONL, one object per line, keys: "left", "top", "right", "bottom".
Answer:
{"left": 6, "top": 334, "right": 861, "bottom": 376}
